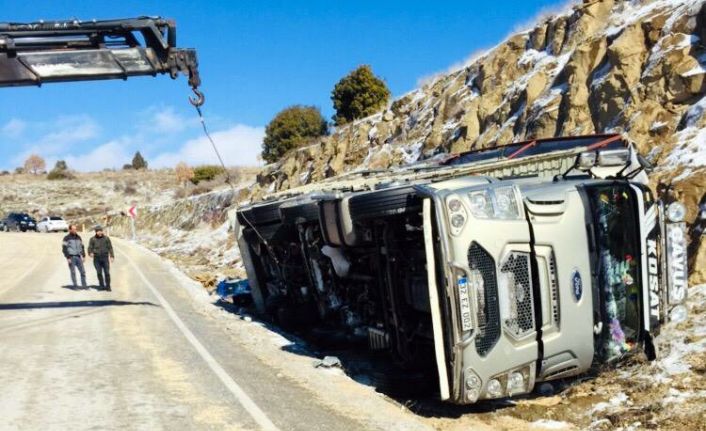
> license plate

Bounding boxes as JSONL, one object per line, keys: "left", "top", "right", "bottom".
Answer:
{"left": 458, "top": 277, "right": 473, "bottom": 331}
{"left": 666, "top": 222, "right": 687, "bottom": 304}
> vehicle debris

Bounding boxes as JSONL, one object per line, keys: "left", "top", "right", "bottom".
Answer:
{"left": 216, "top": 277, "right": 252, "bottom": 305}
{"left": 313, "top": 356, "right": 342, "bottom": 369}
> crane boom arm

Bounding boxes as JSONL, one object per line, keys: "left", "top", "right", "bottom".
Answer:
{"left": 0, "top": 17, "right": 201, "bottom": 92}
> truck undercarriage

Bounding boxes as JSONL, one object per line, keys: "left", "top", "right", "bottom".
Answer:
{"left": 239, "top": 187, "right": 438, "bottom": 376}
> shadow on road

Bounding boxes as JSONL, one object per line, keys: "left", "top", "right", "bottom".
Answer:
{"left": 0, "top": 300, "right": 158, "bottom": 310}
{"left": 61, "top": 285, "right": 111, "bottom": 291}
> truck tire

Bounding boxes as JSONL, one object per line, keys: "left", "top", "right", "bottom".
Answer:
{"left": 280, "top": 200, "right": 320, "bottom": 225}
{"left": 238, "top": 200, "right": 283, "bottom": 227}
{"left": 348, "top": 185, "right": 421, "bottom": 221}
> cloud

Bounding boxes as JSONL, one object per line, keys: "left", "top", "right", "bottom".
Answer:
{"left": 151, "top": 124, "right": 265, "bottom": 168}
{"left": 139, "top": 106, "right": 198, "bottom": 135}
{"left": 416, "top": 48, "right": 489, "bottom": 87}
{"left": 10, "top": 115, "right": 101, "bottom": 166}
{"left": 511, "top": 0, "right": 578, "bottom": 33}
{"left": 2, "top": 118, "right": 27, "bottom": 138}
{"left": 61, "top": 139, "right": 133, "bottom": 172}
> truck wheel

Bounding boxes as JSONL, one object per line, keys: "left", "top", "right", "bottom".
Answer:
{"left": 280, "top": 200, "right": 320, "bottom": 225}
{"left": 238, "top": 200, "right": 283, "bottom": 227}
{"left": 348, "top": 186, "right": 421, "bottom": 221}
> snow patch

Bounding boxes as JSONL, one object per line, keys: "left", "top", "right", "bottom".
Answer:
{"left": 664, "top": 95, "right": 706, "bottom": 168}
{"left": 398, "top": 142, "right": 424, "bottom": 165}
{"left": 591, "top": 392, "right": 629, "bottom": 414}
{"left": 530, "top": 419, "right": 571, "bottom": 429}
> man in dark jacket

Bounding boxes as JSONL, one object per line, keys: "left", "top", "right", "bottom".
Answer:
{"left": 62, "top": 224, "right": 87, "bottom": 288}
{"left": 88, "top": 225, "right": 114, "bottom": 291}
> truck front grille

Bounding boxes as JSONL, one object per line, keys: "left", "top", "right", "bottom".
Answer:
{"left": 549, "top": 252, "right": 560, "bottom": 326}
{"left": 468, "top": 243, "right": 500, "bottom": 356}
{"left": 500, "top": 252, "right": 535, "bottom": 338}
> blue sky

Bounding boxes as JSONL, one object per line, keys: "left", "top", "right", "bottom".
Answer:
{"left": 0, "top": 0, "right": 569, "bottom": 171}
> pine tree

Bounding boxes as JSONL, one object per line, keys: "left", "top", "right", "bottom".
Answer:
{"left": 131, "top": 151, "right": 148, "bottom": 170}
{"left": 331, "top": 65, "right": 391, "bottom": 126}
{"left": 262, "top": 105, "right": 328, "bottom": 163}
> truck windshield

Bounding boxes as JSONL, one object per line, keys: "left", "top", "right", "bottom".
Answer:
{"left": 586, "top": 183, "right": 641, "bottom": 361}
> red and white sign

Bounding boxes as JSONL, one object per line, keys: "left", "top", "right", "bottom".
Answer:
{"left": 128, "top": 205, "right": 137, "bottom": 219}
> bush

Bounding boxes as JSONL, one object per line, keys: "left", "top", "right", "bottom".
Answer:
{"left": 261, "top": 105, "right": 328, "bottom": 164}
{"left": 331, "top": 65, "right": 391, "bottom": 126}
{"left": 123, "top": 180, "right": 138, "bottom": 195}
{"left": 122, "top": 164, "right": 133, "bottom": 170}
{"left": 47, "top": 160, "right": 74, "bottom": 180}
{"left": 47, "top": 169, "right": 74, "bottom": 180}
{"left": 131, "top": 152, "right": 148, "bottom": 170}
{"left": 175, "top": 162, "right": 195, "bottom": 185}
{"left": 191, "top": 165, "right": 225, "bottom": 185}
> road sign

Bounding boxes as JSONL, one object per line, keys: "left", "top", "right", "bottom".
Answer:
{"left": 128, "top": 205, "right": 137, "bottom": 219}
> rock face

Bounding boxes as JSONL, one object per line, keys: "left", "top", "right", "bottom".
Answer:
{"left": 254, "top": 0, "right": 706, "bottom": 282}
{"left": 256, "top": 0, "right": 704, "bottom": 187}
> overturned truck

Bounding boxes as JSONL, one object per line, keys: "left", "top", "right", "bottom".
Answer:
{"left": 235, "top": 134, "right": 689, "bottom": 403}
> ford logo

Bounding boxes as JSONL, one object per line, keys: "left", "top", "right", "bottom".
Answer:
{"left": 572, "top": 269, "right": 583, "bottom": 302}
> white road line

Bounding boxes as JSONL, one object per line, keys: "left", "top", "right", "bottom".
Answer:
{"left": 120, "top": 250, "right": 280, "bottom": 431}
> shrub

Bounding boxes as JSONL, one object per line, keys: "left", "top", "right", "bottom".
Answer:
{"left": 331, "top": 65, "right": 391, "bottom": 126}
{"left": 191, "top": 165, "right": 225, "bottom": 185}
{"left": 47, "top": 160, "right": 74, "bottom": 180}
{"left": 175, "top": 162, "right": 195, "bottom": 185}
{"left": 261, "top": 105, "right": 328, "bottom": 163}
{"left": 131, "top": 151, "right": 148, "bottom": 170}
{"left": 123, "top": 181, "right": 138, "bottom": 195}
{"left": 122, "top": 164, "right": 133, "bottom": 170}
{"left": 47, "top": 169, "right": 74, "bottom": 180}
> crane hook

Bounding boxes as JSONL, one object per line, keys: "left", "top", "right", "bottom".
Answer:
{"left": 189, "top": 87, "right": 205, "bottom": 107}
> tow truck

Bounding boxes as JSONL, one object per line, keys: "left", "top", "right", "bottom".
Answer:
{"left": 235, "top": 134, "right": 689, "bottom": 403}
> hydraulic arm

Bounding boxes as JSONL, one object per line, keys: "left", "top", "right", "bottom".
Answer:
{"left": 0, "top": 17, "right": 202, "bottom": 104}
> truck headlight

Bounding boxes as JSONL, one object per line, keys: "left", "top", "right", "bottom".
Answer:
{"left": 577, "top": 148, "right": 630, "bottom": 168}
{"left": 465, "top": 371, "right": 481, "bottom": 403}
{"left": 666, "top": 202, "right": 686, "bottom": 223}
{"left": 468, "top": 187, "right": 523, "bottom": 220}
{"left": 446, "top": 195, "right": 468, "bottom": 235}
{"left": 486, "top": 379, "right": 503, "bottom": 398}
{"left": 469, "top": 190, "right": 493, "bottom": 218}
{"left": 507, "top": 371, "right": 525, "bottom": 395}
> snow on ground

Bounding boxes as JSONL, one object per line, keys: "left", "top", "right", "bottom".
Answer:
{"left": 665, "top": 95, "right": 706, "bottom": 168}
{"left": 606, "top": 0, "right": 702, "bottom": 37}
{"left": 530, "top": 419, "right": 572, "bottom": 429}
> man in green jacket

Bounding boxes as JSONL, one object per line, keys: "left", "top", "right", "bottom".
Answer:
{"left": 88, "top": 225, "right": 114, "bottom": 291}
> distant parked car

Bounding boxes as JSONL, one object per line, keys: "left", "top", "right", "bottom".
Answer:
{"left": 37, "top": 216, "right": 69, "bottom": 233}
{"left": 3, "top": 213, "right": 37, "bottom": 232}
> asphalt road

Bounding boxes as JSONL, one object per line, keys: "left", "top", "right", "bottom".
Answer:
{"left": 0, "top": 232, "right": 419, "bottom": 431}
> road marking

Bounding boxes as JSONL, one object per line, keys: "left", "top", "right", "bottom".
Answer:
{"left": 120, "top": 250, "right": 279, "bottom": 431}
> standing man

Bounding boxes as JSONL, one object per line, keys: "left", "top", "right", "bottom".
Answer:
{"left": 88, "top": 225, "right": 114, "bottom": 291}
{"left": 62, "top": 224, "right": 87, "bottom": 288}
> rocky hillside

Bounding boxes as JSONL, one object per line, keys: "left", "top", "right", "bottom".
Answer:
{"left": 256, "top": 0, "right": 705, "bottom": 212}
